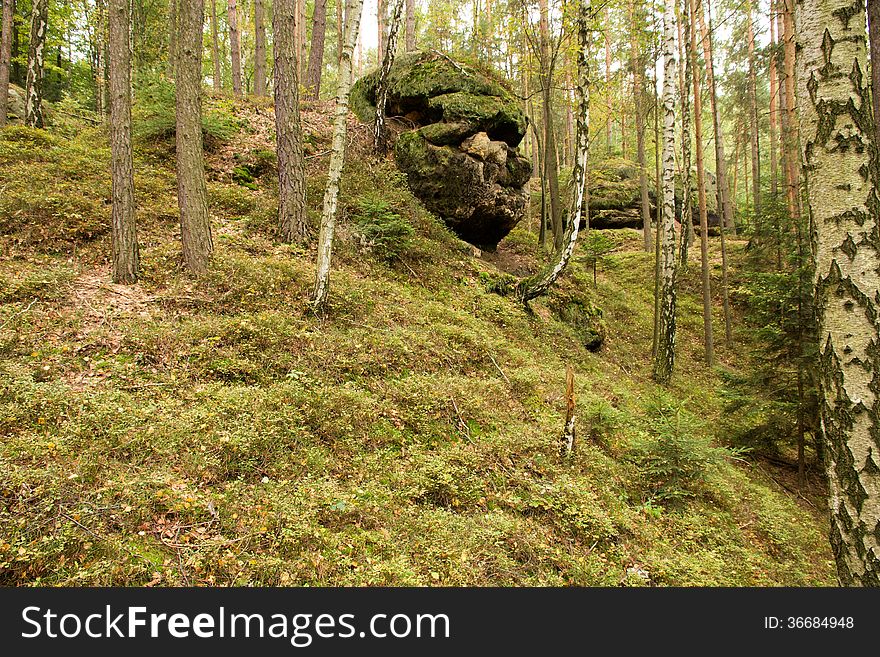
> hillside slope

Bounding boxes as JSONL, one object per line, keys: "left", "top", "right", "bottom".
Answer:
{"left": 0, "top": 96, "right": 834, "bottom": 586}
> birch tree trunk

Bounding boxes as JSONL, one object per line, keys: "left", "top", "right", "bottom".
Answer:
{"left": 678, "top": 0, "right": 694, "bottom": 270}
{"left": 25, "top": 0, "right": 48, "bottom": 128}
{"left": 653, "top": 0, "right": 677, "bottom": 384}
{"left": 108, "top": 0, "right": 138, "bottom": 283}
{"left": 254, "top": 0, "right": 267, "bottom": 96}
{"left": 517, "top": 0, "right": 591, "bottom": 304}
{"left": 405, "top": 0, "right": 415, "bottom": 51}
{"left": 228, "top": 0, "right": 243, "bottom": 96}
{"left": 795, "top": 0, "right": 880, "bottom": 587}
{"left": 176, "top": 0, "right": 214, "bottom": 273}
{"left": 0, "top": 0, "right": 13, "bottom": 127}
{"left": 312, "top": 0, "right": 364, "bottom": 309}
{"left": 373, "top": 0, "right": 403, "bottom": 153}
{"left": 275, "top": 0, "right": 308, "bottom": 243}
{"left": 211, "top": 0, "right": 222, "bottom": 91}
{"left": 305, "top": 0, "right": 328, "bottom": 99}
{"left": 689, "top": 0, "right": 713, "bottom": 366}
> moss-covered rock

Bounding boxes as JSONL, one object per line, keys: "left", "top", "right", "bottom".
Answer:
{"left": 351, "top": 52, "right": 532, "bottom": 250}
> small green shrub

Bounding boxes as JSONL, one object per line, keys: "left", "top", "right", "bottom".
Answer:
{"left": 350, "top": 196, "right": 414, "bottom": 262}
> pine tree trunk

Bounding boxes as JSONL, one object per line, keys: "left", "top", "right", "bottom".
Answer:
{"left": 781, "top": 0, "right": 800, "bottom": 226}
{"left": 768, "top": 0, "right": 779, "bottom": 198}
{"left": 0, "top": 0, "right": 13, "bottom": 127}
{"left": 211, "top": 0, "right": 222, "bottom": 91}
{"left": 275, "top": 0, "right": 308, "bottom": 243}
{"left": 373, "top": 0, "right": 404, "bottom": 153}
{"left": 518, "top": 0, "right": 591, "bottom": 304}
{"left": 689, "top": 0, "right": 713, "bottom": 366}
{"left": 312, "top": 0, "right": 364, "bottom": 309}
{"left": 95, "top": 0, "right": 106, "bottom": 118}
{"left": 605, "top": 8, "right": 612, "bottom": 155}
{"left": 176, "top": 0, "right": 213, "bottom": 273}
{"left": 746, "top": 0, "right": 760, "bottom": 216}
{"left": 868, "top": 0, "right": 880, "bottom": 140}
{"left": 538, "top": 0, "right": 562, "bottom": 251}
{"left": 630, "top": 0, "right": 651, "bottom": 253}
{"left": 305, "top": 0, "right": 327, "bottom": 100}
{"left": 678, "top": 0, "right": 694, "bottom": 269}
{"left": 254, "top": 0, "right": 267, "bottom": 96}
{"left": 653, "top": 0, "right": 677, "bottom": 384}
{"left": 299, "top": 0, "right": 307, "bottom": 78}
{"left": 795, "top": 0, "right": 880, "bottom": 587}
{"left": 108, "top": 0, "right": 138, "bottom": 284}
{"left": 404, "top": 0, "right": 415, "bottom": 51}
{"left": 25, "top": 0, "right": 48, "bottom": 128}
{"left": 228, "top": 0, "right": 242, "bottom": 95}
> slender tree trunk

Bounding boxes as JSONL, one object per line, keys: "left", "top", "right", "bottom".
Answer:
{"left": 25, "top": 0, "right": 48, "bottom": 128}
{"left": 0, "top": 0, "right": 12, "bottom": 127}
{"left": 337, "top": 0, "right": 343, "bottom": 68}
{"left": 254, "top": 0, "right": 267, "bottom": 96}
{"left": 95, "top": 0, "right": 107, "bottom": 118}
{"left": 768, "top": 0, "right": 779, "bottom": 198}
{"left": 313, "top": 0, "right": 364, "bottom": 309}
{"left": 868, "top": 0, "right": 880, "bottom": 140}
{"left": 228, "top": 0, "right": 242, "bottom": 95}
{"left": 539, "top": 0, "right": 562, "bottom": 251}
{"left": 404, "top": 0, "right": 415, "bottom": 51}
{"left": 275, "top": 0, "right": 308, "bottom": 243}
{"left": 605, "top": 8, "right": 612, "bottom": 155}
{"left": 305, "top": 0, "right": 327, "bottom": 100}
{"left": 652, "top": 57, "right": 661, "bottom": 357}
{"left": 373, "top": 0, "right": 403, "bottom": 153}
{"left": 689, "top": 0, "right": 713, "bottom": 366}
{"left": 678, "top": 0, "right": 694, "bottom": 268}
{"left": 654, "top": 0, "right": 677, "bottom": 384}
{"left": 176, "top": 0, "right": 213, "bottom": 273}
{"left": 746, "top": 0, "right": 760, "bottom": 216}
{"left": 795, "top": 0, "right": 880, "bottom": 586}
{"left": 108, "top": 0, "right": 138, "bottom": 283}
{"left": 377, "top": 0, "right": 385, "bottom": 63}
{"left": 781, "top": 0, "right": 800, "bottom": 226}
{"left": 299, "top": 0, "right": 307, "bottom": 79}
{"left": 630, "top": 0, "right": 651, "bottom": 253}
{"left": 518, "top": 0, "right": 591, "bottom": 304}
{"left": 211, "top": 0, "right": 222, "bottom": 90}
{"left": 166, "top": 0, "right": 176, "bottom": 79}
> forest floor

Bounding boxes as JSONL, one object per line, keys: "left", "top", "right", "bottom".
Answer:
{"left": 0, "top": 94, "right": 835, "bottom": 586}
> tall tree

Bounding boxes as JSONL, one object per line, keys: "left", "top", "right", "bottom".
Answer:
{"left": 176, "top": 0, "right": 213, "bottom": 272}
{"left": 629, "top": 0, "right": 651, "bottom": 253}
{"left": 678, "top": 0, "right": 694, "bottom": 269}
{"left": 405, "top": 0, "right": 415, "bottom": 51}
{"left": 518, "top": 0, "right": 591, "bottom": 303}
{"left": 653, "top": 0, "right": 676, "bottom": 383}
{"left": 254, "top": 0, "right": 267, "bottom": 96}
{"left": 305, "top": 0, "right": 328, "bottom": 99}
{"left": 0, "top": 0, "right": 16, "bottom": 127}
{"left": 313, "top": 0, "right": 364, "bottom": 309}
{"left": 869, "top": 0, "right": 880, "bottom": 140}
{"left": 689, "top": 0, "right": 713, "bottom": 366}
{"left": 95, "top": 0, "right": 107, "bottom": 117}
{"left": 228, "top": 0, "right": 243, "bottom": 95}
{"left": 167, "top": 0, "right": 176, "bottom": 79}
{"left": 373, "top": 0, "right": 403, "bottom": 152}
{"left": 746, "top": 0, "right": 760, "bottom": 216}
{"left": 377, "top": 0, "right": 385, "bottom": 62}
{"left": 24, "top": 0, "right": 48, "bottom": 128}
{"left": 275, "top": 0, "right": 308, "bottom": 242}
{"left": 768, "top": 0, "right": 779, "bottom": 197}
{"left": 211, "top": 0, "right": 222, "bottom": 91}
{"left": 108, "top": 0, "right": 138, "bottom": 283}
{"left": 538, "top": 0, "right": 562, "bottom": 250}
{"left": 795, "top": 0, "right": 880, "bottom": 586}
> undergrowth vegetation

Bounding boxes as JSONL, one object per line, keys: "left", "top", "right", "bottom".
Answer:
{"left": 0, "top": 96, "right": 834, "bottom": 586}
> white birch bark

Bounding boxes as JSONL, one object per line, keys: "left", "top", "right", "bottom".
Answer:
{"left": 25, "top": 0, "right": 48, "bottom": 128}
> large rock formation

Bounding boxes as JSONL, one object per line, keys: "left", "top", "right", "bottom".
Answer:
{"left": 351, "top": 52, "right": 532, "bottom": 250}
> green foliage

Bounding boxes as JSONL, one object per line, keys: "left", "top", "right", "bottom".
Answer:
{"left": 350, "top": 196, "right": 415, "bottom": 262}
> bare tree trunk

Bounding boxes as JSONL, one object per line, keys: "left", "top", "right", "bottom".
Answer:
{"left": 605, "top": 8, "right": 612, "bottom": 155}
{"left": 689, "top": 0, "right": 713, "bottom": 366}
{"left": 305, "top": 0, "right": 327, "bottom": 99}
{"left": 746, "top": 0, "right": 760, "bottom": 215}
{"left": 299, "top": 0, "right": 307, "bottom": 79}
{"left": 337, "top": 0, "right": 343, "bottom": 68}
{"left": 768, "top": 0, "right": 779, "bottom": 198}
{"left": 404, "top": 0, "right": 415, "bottom": 51}
{"left": 176, "top": 0, "right": 213, "bottom": 273}
{"left": 373, "top": 0, "right": 404, "bottom": 153}
{"left": 211, "top": 0, "right": 222, "bottom": 90}
{"left": 275, "top": 0, "right": 308, "bottom": 243}
{"left": 0, "top": 0, "right": 13, "bottom": 127}
{"left": 518, "top": 0, "right": 591, "bottom": 304}
{"left": 781, "top": 0, "right": 800, "bottom": 226}
{"left": 228, "top": 0, "right": 242, "bottom": 95}
{"left": 254, "top": 0, "right": 267, "bottom": 95}
{"left": 108, "top": 0, "right": 138, "bottom": 283}
{"left": 166, "top": 0, "right": 176, "bottom": 79}
{"left": 25, "top": 0, "right": 48, "bottom": 128}
{"left": 538, "top": 0, "right": 562, "bottom": 251}
{"left": 654, "top": 0, "right": 677, "bottom": 384}
{"left": 630, "top": 0, "right": 651, "bottom": 253}
{"left": 869, "top": 0, "right": 880, "bottom": 140}
{"left": 312, "top": 0, "right": 364, "bottom": 309}
{"left": 561, "top": 364, "right": 576, "bottom": 456}
{"left": 678, "top": 0, "right": 694, "bottom": 268}
{"left": 795, "top": 0, "right": 880, "bottom": 586}
{"left": 377, "top": 0, "right": 385, "bottom": 63}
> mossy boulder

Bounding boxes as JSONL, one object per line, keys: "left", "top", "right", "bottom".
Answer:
{"left": 351, "top": 52, "right": 532, "bottom": 250}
